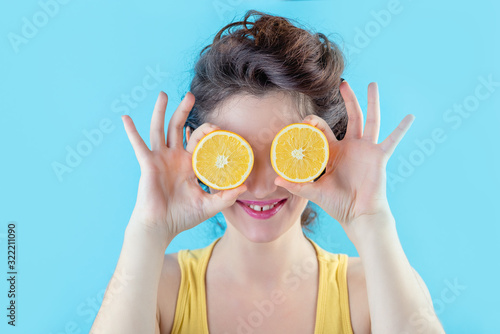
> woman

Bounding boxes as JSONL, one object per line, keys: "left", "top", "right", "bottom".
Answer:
{"left": 91, "top": 10, "right": 444, "bottom": 334}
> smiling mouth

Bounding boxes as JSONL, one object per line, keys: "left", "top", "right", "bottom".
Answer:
{"left": 236, "top": 199, "right": 288, "bottom": 219}
{"left": 238, "top": 199, "right": 285, "bottom": 211}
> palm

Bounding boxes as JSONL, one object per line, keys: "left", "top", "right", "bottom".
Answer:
{"left": 132, "top": 148, "right": 207, "bottom": 233}
{"left": 123, "top": 92, "right": 247, "bottom": 239}
{"left": 275, "top": 82, "right": 414, "bottom": 229}
{"left": 316, "top": 137, "right": 389, "bottom": 226}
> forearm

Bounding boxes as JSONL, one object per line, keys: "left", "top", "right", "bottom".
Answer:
{"left": 90, "top": 218, "right": 174, "bottom": 334}
{"left": 353, "top": 213, "right": 444, "bottom": 334}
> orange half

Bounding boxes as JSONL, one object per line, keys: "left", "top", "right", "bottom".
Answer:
{"left": 192, "top": 130, "right": 254, "bottom": 190}
{"left": 271, "top": 123, "right": 329, "bottom": 183}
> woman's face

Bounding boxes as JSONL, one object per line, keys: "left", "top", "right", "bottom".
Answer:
{"left": 207, "top": 91, "right": 309, "bottom": 243}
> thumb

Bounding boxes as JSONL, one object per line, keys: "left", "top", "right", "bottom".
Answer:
{"left": 204, "top": 184, "right": 248, "bottom": 217}
{"left": 274, "top": 176, "right": 318, "bottom": 202}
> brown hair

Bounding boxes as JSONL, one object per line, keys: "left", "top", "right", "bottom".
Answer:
{"left": 183, "top": 10, "right": 348, "bottom": 233}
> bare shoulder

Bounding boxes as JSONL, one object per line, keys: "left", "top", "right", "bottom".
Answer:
{"left": 157, "top": 252, "right": 181, "bottom": 334}
{"left": 346, "top": 256, "right": 371, "bottom": 334}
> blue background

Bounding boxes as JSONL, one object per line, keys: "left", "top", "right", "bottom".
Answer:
{"left": 1, "top": 0, "right": 498, "bottom": 333}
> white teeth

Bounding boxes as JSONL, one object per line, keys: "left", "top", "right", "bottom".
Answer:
{"left": 244, "top": 200, "right": 284, "bottom": 212}
{"left": 250, "top": 204, "right": 262, "bottom": 211}
{"left": 248, "top": 203, "right": 276, "bottom": 211}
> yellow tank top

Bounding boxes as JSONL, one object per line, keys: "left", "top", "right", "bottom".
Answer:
{"left": 170, "top": 236, "right": 353, "bottom": 334}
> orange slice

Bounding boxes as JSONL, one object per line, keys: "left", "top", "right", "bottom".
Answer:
{"left": 192, "top": 130, "right": 254, "bottom": 190}
{"left": 271, "top": 123, "right": 329, "bottom": 183}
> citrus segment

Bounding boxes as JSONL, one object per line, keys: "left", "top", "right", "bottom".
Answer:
{"left": 192, "top": 130, "right": 254, "bottom": 190}
{"left": 271, "top": 123, "right": 329, "bottom": 183}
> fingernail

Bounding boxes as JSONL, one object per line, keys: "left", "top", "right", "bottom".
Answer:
{"left": 340, "top": 77, "right": 345, "bottom": 82}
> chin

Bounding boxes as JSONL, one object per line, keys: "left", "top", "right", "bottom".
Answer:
{"left": 222, "top": 204, "right": 296, "bottom": 243}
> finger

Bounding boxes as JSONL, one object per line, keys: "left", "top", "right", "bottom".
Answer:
{"left": 122, "top": 115, "right": 150, "bottom": 163}
{"left": 302, "top": 114, "right": 338, "bottom": 144}
{"left": 166, "top": 92, "right": 196, "bottom": 149}
{"left": 340, "top": 81, "right": 364, "bottom": 140}
{"left": 203, "top": 184, "right": 248, "bottom": 218}
{"left": 185, "top": 123, "right": 221, "bottom": 154}
{"left": 150, "top": 91, "right": 168, "bottom": 151}
{"left": 379, "top": 114, "right": 415, "bottom": 156}
{"left": 363, "top": 82, "right": 380, "bottom": 143}
{"left": 274, "top": 176, "right": 320, "bottom": 204}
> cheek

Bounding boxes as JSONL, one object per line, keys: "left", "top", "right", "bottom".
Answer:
{"left": 292, "top": 196, "right": 310, "bottom": 214}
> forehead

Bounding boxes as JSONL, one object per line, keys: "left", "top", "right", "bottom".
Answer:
{"left": 206, "top": 91, "right": 304, "bottom": 148}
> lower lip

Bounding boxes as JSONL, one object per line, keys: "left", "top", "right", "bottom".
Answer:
{"left": 236, "top": 199, "right": 287, "bottom": 220}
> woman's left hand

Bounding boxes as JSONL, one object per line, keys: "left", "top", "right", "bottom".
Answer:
{"left": 274, "top": 81, "right": 415, "bottom": 237}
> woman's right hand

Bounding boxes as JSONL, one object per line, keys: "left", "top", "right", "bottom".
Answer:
{"left": 121, "top": 91, "right": 247, "bottom": 244}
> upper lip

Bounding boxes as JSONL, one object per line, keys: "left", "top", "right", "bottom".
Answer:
{"left": 237, "top": 198, "right": 287, "bottom": 206}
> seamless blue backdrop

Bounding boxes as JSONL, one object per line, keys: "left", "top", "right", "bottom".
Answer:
{"left": 1, "top": 0, "right": 498, "bottom": 333}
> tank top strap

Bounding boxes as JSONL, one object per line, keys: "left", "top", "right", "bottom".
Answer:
{"left": 306, "top": 236, "right": 354, "bottom": 334}
{"left": 170, "top": 237, "right": 221, "bottom": 334}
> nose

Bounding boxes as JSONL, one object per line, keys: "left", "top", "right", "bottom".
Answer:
{"left": 243, "top": 151, "right": 278, "bottom": 199}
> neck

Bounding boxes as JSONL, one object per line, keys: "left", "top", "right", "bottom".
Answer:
{"left": 210, "top": 221, "right": 318, "bottom": 291}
